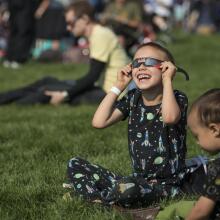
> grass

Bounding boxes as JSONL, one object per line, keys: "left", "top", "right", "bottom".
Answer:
{"left": 0, "top": 33, "right": 220, "bottom": 220}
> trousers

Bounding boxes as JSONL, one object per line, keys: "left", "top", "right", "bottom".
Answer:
{"left": 67, "top": 157, "right": 181, "bottom": 208}
{"left": 0, "top": 76, "right": 105, "bottom": 105}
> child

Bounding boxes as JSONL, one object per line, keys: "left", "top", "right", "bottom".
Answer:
{"left": 67, "top": 42, "right": 188, "bottom": 207}
{"left": 186, "top": 88, "right": 220, "bottom": 220}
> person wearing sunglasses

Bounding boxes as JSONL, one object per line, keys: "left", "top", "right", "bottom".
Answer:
{"left": 44, "top": 1, "right": 128, "bottom": 105}
{"left": 0, "top": 1, "right": 128, "bottom": 105}
{"left": 66, "top": 42, "right": 189, "bottom": 207}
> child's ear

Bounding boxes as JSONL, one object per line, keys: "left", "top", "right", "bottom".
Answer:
{"left": 209, "top": 123, "right": 220, "bottom": 137}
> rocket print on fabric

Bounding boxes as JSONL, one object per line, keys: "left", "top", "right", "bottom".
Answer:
{"left": 86, "top": 185, "right": 95, "bottom": 193}
{"left": 169, "top": 160, "right": 176, "bottom": 174}
{"left": 130, "top": 140, "right": 136, "bottom": 167}
{"left": 141, "top": 131, "right": 152, "bottom": 147}
{"left": 172, "top": 138, "right": 178, "bottom": 153}
{"left": 157, "top": 136, "right": 166, "bottom": 153}
{"left": 172, "top": 138, "right": 180, "bottom": 171}
{"left": 129, "top": 111, "right": 132, "bottom": 125}
{"left": 130, "top": 140, "right": 135, "bottom": 154}
{"left": 141, "top": 159, "right": 146, "bottom": 170}
{"left": 130, "top": 95, "right": 134, "bottom": 108}
{"left": 169, "top": 156, "right": 179, "bottom": 174}
{"left": 140, "top": 107, "right": 145, "bottom": 122}
{"left": 129, "top": 95, "right": 135, "bottom": 124}
{"left": 171, "top": 187, "right": 179, "bottom": 197}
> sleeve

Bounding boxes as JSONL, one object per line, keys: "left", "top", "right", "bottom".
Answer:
{"left": 67, "top": 58, "right": 106, "bottom": 100}
{"left": 89, "top": 29, "right": 117, "bottom": 63}
{"left": 202, "top": 159, "right": 220, "bottom": 201}
{"left": 174, "top": 90, "right": 188, "bottom": 122}
{"left": 115, "top": 89, "right": 135, "bottom": 120}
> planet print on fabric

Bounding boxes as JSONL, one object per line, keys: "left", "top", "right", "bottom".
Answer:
{"left": 153, "top": 156, "right": 164, "bottom": 164}
{"left": 159, "top": 116, "right": 163, "bottom": 122}
{"left": 93, "top": 173, "right": 100, "bottom": 180}
{"left": 137, "top": 132, "right": 142, "bottom": 138}
{"left": 146, "top": 113, "right": 154, "bottom": 120}
{"left": 74, "top": 173, "right": 84, "bottom": 179}
{"left": 77, "top": 184, "right": 82, "bottom": 189}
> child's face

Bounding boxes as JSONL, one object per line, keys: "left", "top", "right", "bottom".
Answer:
{"left": 188, "top": 110, "right": 220, "bottom": 153}
{"left": 132, "top": 46, "right": 167, "bottom": 91}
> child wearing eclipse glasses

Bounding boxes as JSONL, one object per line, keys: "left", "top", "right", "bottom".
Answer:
{"left": 66, "top": 42, "right": 189, "bottom": 207}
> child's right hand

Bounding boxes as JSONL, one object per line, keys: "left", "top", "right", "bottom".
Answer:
{"left": 115, "top": 64, "right": 132, "bottom": 91}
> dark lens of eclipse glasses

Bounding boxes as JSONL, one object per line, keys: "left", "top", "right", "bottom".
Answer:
{"left": 131, "top": 58, "right": 162, "bottom": 68}
{"left": 131, "top": 57, "right": 190, "bottom": 81}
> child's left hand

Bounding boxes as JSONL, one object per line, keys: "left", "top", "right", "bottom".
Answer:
{"left": 160, "top": 61, "right": 177, "bottom": 82}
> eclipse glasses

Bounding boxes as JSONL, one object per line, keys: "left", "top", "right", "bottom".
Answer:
{"left": 131, "top": 57, "right": 189, "bottom": 81}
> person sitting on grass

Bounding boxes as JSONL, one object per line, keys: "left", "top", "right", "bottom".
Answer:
{"left": 66, "top": 42, "right": 188, "bottom": 207}
{"left": 0, "top": 1, "right": 128, "bottom": 105}
{"left": 186, "top": 88, "right": 220, "bottom": 220}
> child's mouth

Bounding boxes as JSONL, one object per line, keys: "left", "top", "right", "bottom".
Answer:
{"left": 137, "top": 73, "right": 152, "bottom": 82}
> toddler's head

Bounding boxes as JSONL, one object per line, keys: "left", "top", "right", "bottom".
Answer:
{"left": 188, "top": 89, "right": 220, "bottom": 153}
{"left": 131, "top": 42, "right": 175, "bottom": 91}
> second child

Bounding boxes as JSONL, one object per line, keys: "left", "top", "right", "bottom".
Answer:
{"left": 186, "top": 88, "right": 220, "bottom": 220}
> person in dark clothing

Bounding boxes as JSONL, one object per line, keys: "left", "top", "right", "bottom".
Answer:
{"left": 0, "top": 1, "right": 128, "bottom": 105}
{"left": 0, "top": 76, "right": 105, "bottom": 105}
{"left": 3, "top": 0, "right": 41, "bottom": 68}
{"left": 188, "top": 0, "right": 219, "bottom": 34}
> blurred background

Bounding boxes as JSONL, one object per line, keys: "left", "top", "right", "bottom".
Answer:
{"left": 0, "top": 0, "right": 219, "bottom": 67}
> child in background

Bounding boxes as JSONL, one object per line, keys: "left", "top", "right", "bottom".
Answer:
{"left": 186, "top": 88, "right": 220, "bottom": 220}
{"left": 67, "top": 42, "right": 188, "bottom": 207}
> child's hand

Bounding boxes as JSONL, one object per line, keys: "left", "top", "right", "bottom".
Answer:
{"left": 160, "top": 61, "right": 177, "bottom": 82}
{"left": 115, "top": 64, "right": 132, "bottom": 91}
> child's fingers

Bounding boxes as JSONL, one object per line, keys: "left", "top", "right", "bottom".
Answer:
{"left": 161, "top": 61, "right": 176, "bottom": 73}
{"left": 121, "top": 64, "right": 132, "bottom": 76}
{"left": 161, "top": 64, "right": 168, "bottom": 73}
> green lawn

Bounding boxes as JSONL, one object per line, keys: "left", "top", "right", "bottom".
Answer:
{"left": 0, "top": 33, "right": 220, "bottom": 220}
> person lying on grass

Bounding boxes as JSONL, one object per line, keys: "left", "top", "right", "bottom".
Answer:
{"left": 66, "top": 42, "right": 189, "bottom": 208}
{"left": 186, "top": 88, "right": 220, "bottom": 220}
{"left": 0, "top": 1, "right": 128, "bottom": 105}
